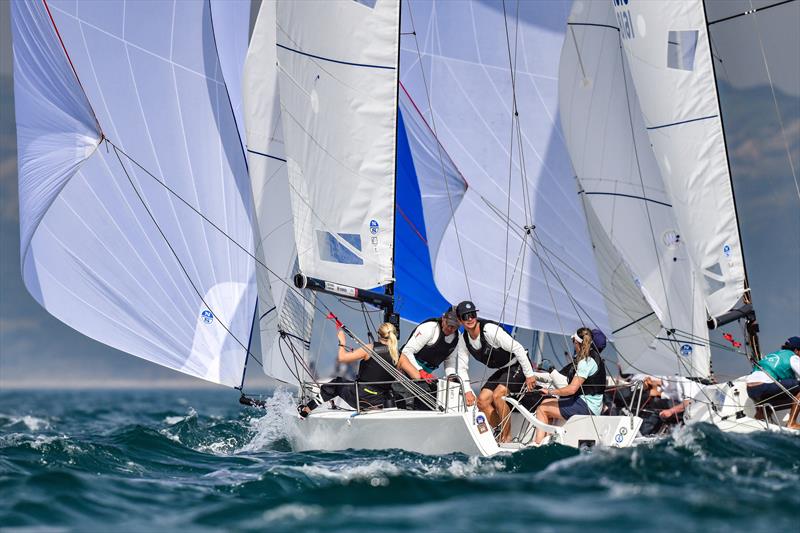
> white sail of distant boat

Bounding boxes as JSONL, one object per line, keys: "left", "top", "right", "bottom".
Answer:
{"left": 11, "top": 0, "right": 257, "bottom": 387}
{"left": 612, "top": 0, "right": 746, "bottom": 322}
{"left": 559, "top": 0, "right": 711, "bottom": 378}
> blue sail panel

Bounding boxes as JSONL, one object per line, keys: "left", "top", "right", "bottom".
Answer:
{"left": 394, "top": 110, "right": 451, "bottom": 322}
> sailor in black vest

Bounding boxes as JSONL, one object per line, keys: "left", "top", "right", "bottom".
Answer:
{"left": 533, "top": 327, "right": 607, "bottom": 444}
{"left": 399, "top": 307, "right": 474, "bottom": 408}
{"left": 298, "top": 322, "right": 420, "bottom": 417}
{"left": 455, "top": 301, "right": 535, "bottom": 442}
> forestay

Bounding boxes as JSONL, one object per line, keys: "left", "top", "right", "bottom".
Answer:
{"left": 12, "top": 0, "right": 256, "bottom": 387}
{"left": 560, "top": 0, "right": 710, "bottom": 377}
{"left": 244, "top": 0, "right": 315, "bottom": 385}
{"left": 276, "top": 0, "right": 399, "bottom": 290}
{"left": 613, "top": 0, "right": 746, "bottom": 319}
{"left": 399, "top": 0, "right": 610, "bottom": 335}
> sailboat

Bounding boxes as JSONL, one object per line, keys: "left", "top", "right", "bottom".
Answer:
{"left": 249, "top": 0, "right": 649, "bottom": 454}
{"left": 604, "top": 0, "right": 798, "bottom": 434}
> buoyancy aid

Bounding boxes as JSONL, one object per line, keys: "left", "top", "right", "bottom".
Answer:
{"left": 753, "top": 349, "right": 797, "bottom": 381}
{"left": 402, "top": 318, "right": 458, "bottom": 370}
{"left": 463, "top": 319, "right": 515, "bottom": 368}
{"left": 357, "top": 342, "right": 395, "bottom": 392}
{"left": 559, "top": 349, "right": 607, "bottom": 396}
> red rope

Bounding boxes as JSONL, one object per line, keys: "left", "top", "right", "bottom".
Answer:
{"left": 42, "top": 0, "right": 104, "bottom": 138}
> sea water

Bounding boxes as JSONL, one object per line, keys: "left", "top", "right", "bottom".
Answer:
{"left": 1, "top": 389, "right": 797, "bottom": 532}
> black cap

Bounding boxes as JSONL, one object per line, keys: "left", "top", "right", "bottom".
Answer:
{"left": 786, "top": 336, "right": 800, "bottom": 350}
{"left": 456, "top": 300, "right": 478, "bottom": 319}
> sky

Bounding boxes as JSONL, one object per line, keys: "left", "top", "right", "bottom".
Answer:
{"left": 0, "top": 0, "right": 798, "bottom": 390}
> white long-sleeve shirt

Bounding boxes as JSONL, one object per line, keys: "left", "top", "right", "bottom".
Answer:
{"left": 447, "top": 322, "right": 535, "bottom": 392}
{"left": 400, "top": 321, "right": 458, "bottom": 372}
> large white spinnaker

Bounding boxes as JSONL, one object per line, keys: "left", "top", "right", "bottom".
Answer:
{"left": 12, "top": 1, "right": 256, "bottom": 387}
{"left": 560, "top": 0, "right": 710, "bottom": 377}
{"left": 276, "top": 0, "right": 399, "bottom": 291}
{"left": 613, "top": 0, "right": 746, "bottom": 320}
{"left": 399, "top": 0, "right": 610, "bottom": 335}
{"left": 244, "top": 0, "right": 315, "bottom": 386}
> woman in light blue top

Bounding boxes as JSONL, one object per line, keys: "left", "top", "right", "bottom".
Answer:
{"left": 533, "top": 327, "right": 606, "bottom": 444}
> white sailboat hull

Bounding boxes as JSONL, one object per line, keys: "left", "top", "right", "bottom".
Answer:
{"left": 287, "top": 407, "right": 643, "bottom": 456}
{"left": 685, "top": 379, "right": 799, "bottom": 434}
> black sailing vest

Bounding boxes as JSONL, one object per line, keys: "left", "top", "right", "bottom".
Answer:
{"left": 463, "top": 319, "right": 515, "bottom": 368}
{"left": 559, "top": 349, "right": 607, "bottom": 396}
{"left": 401, "top": 318, "right": 459, "bottom": 370}
{"left": 357, "top": 342, "right": 395, "bottom": 391}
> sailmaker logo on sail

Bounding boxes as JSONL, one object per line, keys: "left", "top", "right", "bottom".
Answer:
{"left": 200, "top": 310, "right": 214, "bottom": 325}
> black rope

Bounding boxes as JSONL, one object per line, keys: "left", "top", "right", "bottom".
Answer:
{"left": 707, "top": 0, "right": 796, "bottom": 25}
{"left": 111, "top": 142, "right": 264, "bottom": 372}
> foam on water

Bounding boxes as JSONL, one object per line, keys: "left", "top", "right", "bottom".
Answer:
{"left": 238, "top": 388, "right": 298, "bottom": 452}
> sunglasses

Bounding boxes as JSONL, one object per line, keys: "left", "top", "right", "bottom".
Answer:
{"left": 459, "top": 311, "right": 477, "bottom": 321}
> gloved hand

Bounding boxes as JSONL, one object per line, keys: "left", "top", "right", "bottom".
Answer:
{"left": 419, "top": 370, "right": 436, "bottom": 384}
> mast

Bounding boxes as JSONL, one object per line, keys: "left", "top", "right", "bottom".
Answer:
{"left": 385, "top": 0, "right": 403, "bottom": 332}
{"left": 701, "top": 0, "right": 761, "bottom": 359}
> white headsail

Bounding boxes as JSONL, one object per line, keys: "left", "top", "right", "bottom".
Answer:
{"left": 12, "top": 0, "right": 256, "bottom": 387}
{"left": 560, "top": 0, "right": 710, "bottom": 377}
{"left": 244, "top": 0, "right": 315, "bottom": 386}
{"left": 613, "top": 0, "right": 746, "bottom": 320}
{"left": 276, "top": 0, "right": 400, "bottom": 291}
{"left": 399, "top": 0, "right": 610, "bottom": 335}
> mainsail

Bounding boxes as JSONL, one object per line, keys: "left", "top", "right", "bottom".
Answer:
{"left": 559, "top": 0, "right": 711, "bottom": 377}
{"left": 398, "top": 0, "right": 610, "bottom": 335}
{"left": 613, "top": 0, "right": 747, "bottom": 321}
{"left": 275, "top": 0, "right": 399, "bottom": 291}
{"left": 12, "top": 0, "right": 257, "bottom": 387}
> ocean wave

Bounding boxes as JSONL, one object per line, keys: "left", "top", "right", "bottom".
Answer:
{"left": 1, "top": 390, "right": 798, "bottom": 531}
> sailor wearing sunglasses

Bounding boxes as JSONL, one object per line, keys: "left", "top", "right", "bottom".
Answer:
{"left": 453, "top": 301, "right": 535, "bottom": 442}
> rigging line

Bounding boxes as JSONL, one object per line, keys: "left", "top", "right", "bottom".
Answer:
{"left": 111, "top": 143, "right": 263, "bottom": 376}
{"left": 498, "top": 0, "right": 527, "bottom": 329}
{"left": 707, "top": 0, "right": 796, "bottom": 25}
{"left": 207, "top": 0, "right": 248, "bottom": 174}
{"left": 238, "top": 302, "right": 260, "bottom": 391}
{"left": 746, "top": 0, "right": 800, "bottom": 202}
{"left": 104, "top": 139, "right": 354, "bottom": 340}
{"left": 406, "top": 0, "right": 473, "bottom": 301}
{"left": 617, "top": 36, "right": 678, "bottom": 344}
{"left": 611, "top": 312, "right": 657, "bottom": 334}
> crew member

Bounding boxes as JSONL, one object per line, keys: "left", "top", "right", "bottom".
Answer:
{"left": 746, "top": 336, "right": 800, "bottom": 429}
{"left": 298, "top": 322, "right": 420, "bottom": 417}
{"left": 453, "top": 301, "right": 535, "bottom": 442}
{"left": 400, "top": 306, "right": 474, "bottom": 408}
{"left": 533, "top": 327, "right": 607, "bottom": 444}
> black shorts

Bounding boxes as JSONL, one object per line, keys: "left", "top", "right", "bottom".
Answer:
{"left": 481, "top": 363, "right": 526, "bottom": 393}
